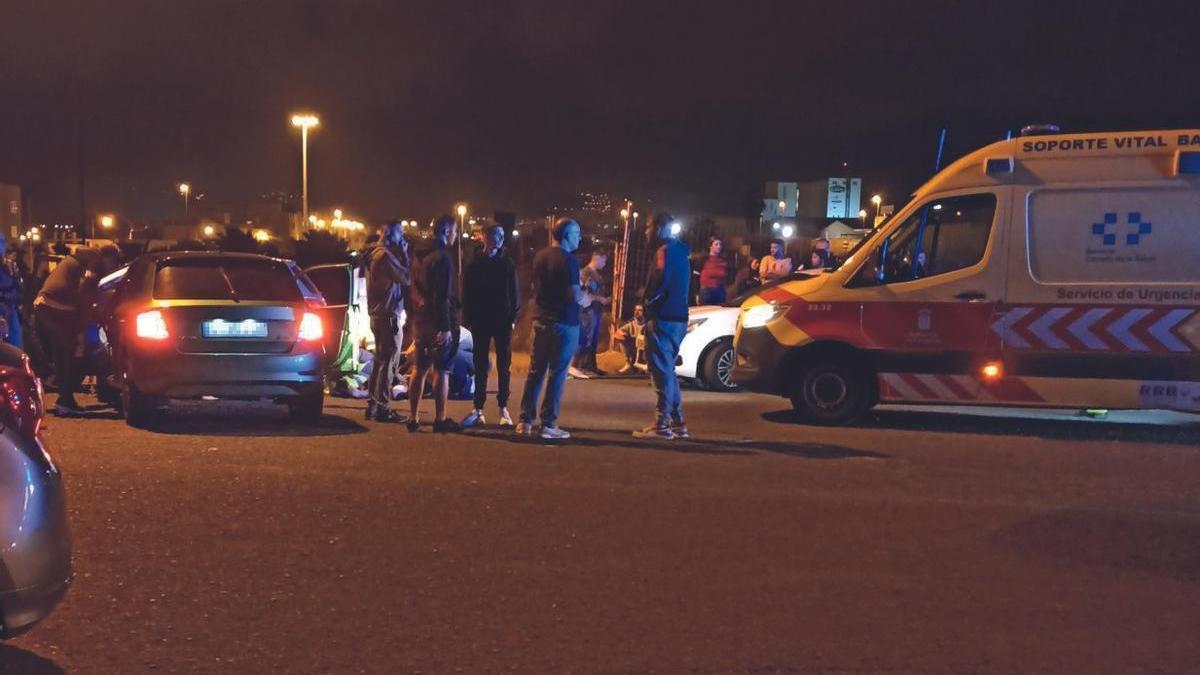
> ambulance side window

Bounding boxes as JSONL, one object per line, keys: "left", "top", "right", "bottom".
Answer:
{"left": 852, "top": 193, "right": 996, "bottom": 286}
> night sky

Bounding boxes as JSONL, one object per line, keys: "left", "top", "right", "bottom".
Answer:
{"left": 2, "top": 1, "right": 1198, "bottom": 224}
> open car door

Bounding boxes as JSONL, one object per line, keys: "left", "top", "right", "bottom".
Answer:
{"left": 303, "top": 263, "right": 355, "bottom": 375}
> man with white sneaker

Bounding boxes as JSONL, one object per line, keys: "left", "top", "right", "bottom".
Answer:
{"left": 517, "top": 218, "right": 588, "bottom": 440}
{"left": 461, "top": 223, "right": 519, "bottom": 429}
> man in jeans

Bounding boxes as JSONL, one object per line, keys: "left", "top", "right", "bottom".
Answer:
{"left": 364, "top": 220, "right": 411, "bottom": 422}
{"left": 634, "top": 213, "right": 691, "bottom": 440}
{"left": 461, "top": 223, "right": 519, "bottom": 428}
{"left": 517, "top": 218, "right": 588, "bottom": 440}
{"left": 569, "top": 249, "right": 610, "bottom": 378}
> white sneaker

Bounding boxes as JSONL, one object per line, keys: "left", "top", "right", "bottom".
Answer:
{"left": 539, "top": 425, "right": 571, "bottom": 440}
{"left": 514, "top": 422, "right": 534, "bottom": 436}
{"left": 461, "top": 409, "right": 485, "bottom": 427}
{"left": 498, "top": 407, "right": 514, "bottom": 427}
{"left": 567, "top": 366, "right": 591, "bottom": 379}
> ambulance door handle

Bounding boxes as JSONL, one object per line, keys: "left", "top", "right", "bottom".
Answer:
{"left": 954, "top": 290, "right": 987, "bottom": 301}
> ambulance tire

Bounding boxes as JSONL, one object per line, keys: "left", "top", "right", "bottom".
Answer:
{"left": 787, "top": 357, "right": 873, "bottom": 425}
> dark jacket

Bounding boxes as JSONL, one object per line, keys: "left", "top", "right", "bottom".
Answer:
{"left": 36, "top": 247, "right": 103, "bottom": 312}
{"left": 462, "top": 250, "right": 519, "bottom": 330}
{"left": 644, "top": 238, "right": 690, "bottom": 323}
{"left": 412, "top": 245, "right": 457, "bottom": 332}
{"left": 365, "top": 244, "right": 411, "bottom": 318}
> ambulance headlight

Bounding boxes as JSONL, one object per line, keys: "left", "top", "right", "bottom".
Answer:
{"left": 741, "top": 303, "right": 790, "bottom": 329}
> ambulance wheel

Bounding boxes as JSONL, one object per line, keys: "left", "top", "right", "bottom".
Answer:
{"left": 788, "top": 358, "right": 872, "bottom": 425}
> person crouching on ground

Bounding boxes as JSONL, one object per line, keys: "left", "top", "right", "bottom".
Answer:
{"left": 517, "top": 218, "right": 587, "bottom": 440}
{"left": 364, "top": 220, "right": 411, "bottom": 423}
{"left": 461, "top": 223, "right": 519, "bottom": 429}
{"left": 634, "top": 213, "right": 690, "bottom": 440}
{"left": 407, "top": 215, "right": 461, "bottom": 433}
{"left": 613, "top": 303, "right": 646, "bottom": 375}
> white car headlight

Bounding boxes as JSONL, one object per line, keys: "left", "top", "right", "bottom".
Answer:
{"left": 741, "top": 303, "right": 790, "bottom": 329}
{"left": 686, "top": 318, "right": 707, "bottom": 333}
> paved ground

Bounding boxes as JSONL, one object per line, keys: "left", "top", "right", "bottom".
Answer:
{"left": 3, "top": 374, "right": 1199, "bottom": 674}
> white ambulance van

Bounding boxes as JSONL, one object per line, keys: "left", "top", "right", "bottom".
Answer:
{"left": 732, "top": 129, "right": 1200, "bottom": 423}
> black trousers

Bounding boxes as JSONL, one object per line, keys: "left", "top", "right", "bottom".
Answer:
{"left": 471, "top": 323, "right": 512, "bottom": 410}
{"left": 34, "top": 304, "right": 82, "bottom": 403}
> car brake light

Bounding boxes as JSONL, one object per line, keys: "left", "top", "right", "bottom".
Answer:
{"left": 136, "top": 310, "right": 170, "bottom": 340}
{"left": 0, "top": 364, "right": 44, "bottom": 440}
{"left": 298, "top": 312, "right": 323, "bottom": 341}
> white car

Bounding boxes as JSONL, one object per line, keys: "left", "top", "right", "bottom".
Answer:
{"left": 677, "top": 304, "right": 741, "bottom": 391}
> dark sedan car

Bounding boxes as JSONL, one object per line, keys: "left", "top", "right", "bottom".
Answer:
{"left": 101, "top": 252, "right": 329, "bottom": 426}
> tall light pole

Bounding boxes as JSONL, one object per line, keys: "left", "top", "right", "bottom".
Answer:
{"left": 291, "top": 114, "right": 320, "bottom": 226}
{"left": 178, "top": 183, "right": 190, "bottom": 216}
{"left": 870, "top": 194, "right": 882, "bottom": 226}
{"left": 455, "top": 203, "right": 468, "bottom": 300}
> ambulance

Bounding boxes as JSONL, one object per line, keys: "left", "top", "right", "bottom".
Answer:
{"left": 732, "top": 128, "right": 1200, "bottom": 424}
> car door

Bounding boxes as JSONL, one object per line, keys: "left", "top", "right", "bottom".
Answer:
{"left": 843, "top": 190, "right": 1008, "bottom": 400}
{"left": 302, "top": 264, "right": 353, "bottom": 372}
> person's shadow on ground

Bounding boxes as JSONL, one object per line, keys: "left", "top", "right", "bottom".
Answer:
{"left": 0, "top": 644, "right": 66, "bottom": 674}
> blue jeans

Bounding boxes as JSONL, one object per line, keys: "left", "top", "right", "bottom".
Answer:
{"left": 645, "top": 319, "right": 686, "bottom": 426}
{"left": 699, "top": 286, "right": 726, "bottom": 306}
{"left": 573, "top": 307, "right": 601, "bottom": 369}
{"left": 520, "top": 321, "right": 579, "bottom": 428}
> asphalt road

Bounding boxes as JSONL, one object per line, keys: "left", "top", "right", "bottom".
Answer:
{"left": 3, "top": 375, "right": 1199, "bottom": 674}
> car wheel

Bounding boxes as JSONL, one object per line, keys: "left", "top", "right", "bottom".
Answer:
{"left": 787, "top": 357, "right": 872, "bottom": 425}
{"left": 121, "top": 383, "right": 160, "bottom": 428}
{"left": 287, "top": 391, "right": 324, "bottom": 424}
{"left": 700, "top": 340, "right": 739, "bottom": 392}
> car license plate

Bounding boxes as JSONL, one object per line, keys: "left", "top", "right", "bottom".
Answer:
{"left": 202, "top": 318, "right": 268, "bottom": 338}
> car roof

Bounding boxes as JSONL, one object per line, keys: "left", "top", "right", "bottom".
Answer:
{"left": 145, "top": 251, "right": 292, "bottom": 266}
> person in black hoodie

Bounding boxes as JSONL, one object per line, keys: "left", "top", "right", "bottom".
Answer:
{"left": 407, "top": 215, "right": 460, "bottom": 433}
{"left": 460, "top": 223, "right": 519, "bottom": 428}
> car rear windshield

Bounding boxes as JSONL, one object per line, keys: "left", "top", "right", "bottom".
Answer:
{"left": 153, "top": 259, "right": 303, "bottom": 301}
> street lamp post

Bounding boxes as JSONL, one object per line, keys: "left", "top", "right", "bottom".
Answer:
{"left": 291, "top": 114, "right": 320, "bottom": 226}
{"left": 858, "top": 209, "right": 868, "bottom": 226}
{"left": 178, "top": 183, "right": 190, "bottom": 216}
{"left": 455, "top": 203, "right": 468, "bottom": 300}
{"left": 870, "top": 194, "right": 882, "bottom": 226}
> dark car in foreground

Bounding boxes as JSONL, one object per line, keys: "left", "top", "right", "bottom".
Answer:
{"left": 0, "top": 343, "right": 71, "bottom": 637}
{"left": 101, "top": 252, "right": 329, "bottom": 426}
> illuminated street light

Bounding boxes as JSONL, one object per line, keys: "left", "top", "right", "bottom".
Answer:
{"left": 291, "top": 113, "right": 320, "bottom": 224}
{"left": 778, "top": 199, "right": 786, "bottom": 215}
{"left": 782, "top": 225, "right": 795, "bottom": 238}
{"left": 203, "top": 225, "right": 215, "bottom": 237}
{"left": 178, "top": 183, "right": 191, "bottom": 215}
{"left": 772, "top": 222, "right": 781, "bottom": 231}
{"left": 858, "top": 209, "right": 868, "bottom": 225}
{"left": 333, "top": 208, "right": 343, "bottom": 220}
{"left": 871, "top": 193, "right": 883, "bottom": 225}
{"left": 254, "top": 229, "right": 270, "bottom": 242}
{"left": 620, "top": 208, "right": 629, "bottom": 219}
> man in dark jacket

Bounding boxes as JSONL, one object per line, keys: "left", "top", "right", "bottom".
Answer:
{"left": 460, "top": 223, "right": 519, "bottom": 428}
{"left": 0, "top": 233, "right": 23, "bottom": 348}
{"left": 364, "top": 220, "right": 411, "bottom": 422}
{"left": 634, "top": 213, "right": 690, "bottom": 440}
{"left": 34, "top": 244, "right": 121, "bottom": 416}
{"left": 407, "top": 215, "right": 461, "bottom": 433}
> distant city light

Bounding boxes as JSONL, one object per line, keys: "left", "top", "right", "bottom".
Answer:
{"left": 782, "top": 225, "right": 795, "bottom": 238}
{"left": 203, "top": 225, "right": 215, "bottom": 237}
{"left": 333, "top": 208, "right": 343, "bottom": 219}
{"left": 99, "top": 214, "right": 114, "bottom": 229}
{"left": 254, "top": 229, "right": 270, "bottom": 242}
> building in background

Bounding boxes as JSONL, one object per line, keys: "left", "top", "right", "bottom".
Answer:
{"left": 762, "top": 177, "right": 863, "bottom": 238}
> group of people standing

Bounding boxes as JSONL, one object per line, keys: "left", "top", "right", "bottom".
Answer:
{"left": 363, "top": 212, "right": 692, "bottom": 441}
